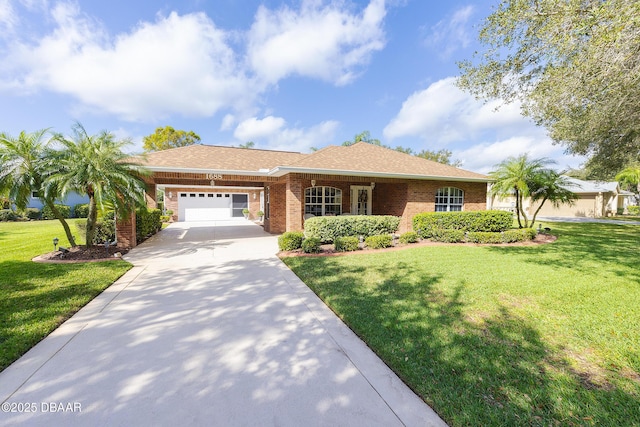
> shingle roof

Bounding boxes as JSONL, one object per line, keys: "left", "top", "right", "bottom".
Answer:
{"left": 277, "top": 142, "right": 487, "bottom": 181}
{"left": 138, "top": 142, "right": 488, "bottom": 181}
{"left": 138, "top": 144, "right": 306, "bottom": 172}
{"left": 562, "top": 176, "right": 620, "bottom": 193}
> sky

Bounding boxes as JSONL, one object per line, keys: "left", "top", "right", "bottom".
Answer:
{"left": 0, "top": 0, "right": 587, "bottom": 174}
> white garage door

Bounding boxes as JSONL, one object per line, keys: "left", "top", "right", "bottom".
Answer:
{"left": 179, "top": 192, "right": 232, "bottom": 221}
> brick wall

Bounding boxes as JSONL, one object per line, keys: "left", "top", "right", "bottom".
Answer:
{"left": 265, "top": 183, "right": 286, "bottom": 233}
{"left": 115, "top": 211, "right": 136, "bottom": 248}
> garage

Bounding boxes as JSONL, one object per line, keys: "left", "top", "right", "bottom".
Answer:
{"left": 179, "top": 192, "right": 234, "bottom": 221}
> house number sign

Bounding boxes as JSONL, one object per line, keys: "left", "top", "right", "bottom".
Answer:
{"left": 206, "top": 173, "right": 223, "bottom": 180}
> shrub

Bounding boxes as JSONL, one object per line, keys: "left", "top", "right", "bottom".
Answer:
{"left": 334, "top": 236, "right": 360, "bottom": 252}
{"left": 278, "top": 231, "right": 305, "bottom": 251}
{"left": 41, "top": 204, "right": 71, "bottom": 220}
{"left": 24, "top": 208, "right": 41, "bottom": 220}
{"left": 73, "top": 203, "right": 89, "bottom": 218}
{"left": 301, "top": 237, "right": 322, "bottom": 254}
{"left": 136, "top": 208, "right": 162, "bottom": 243}
{"left": 160, "top": 215, "right": 171, "bottom": 222}
{"left": 76, "top": 219, "right": 116, "bottom": 244}
{"left": 365, "top": 234, "right": 393, "bottom": 249}
{"left": 413, "top": 210, "right": 513, "bottom": 238}
{"left": 628, "top": 205, "right": 640, "bottom": 215}
{"left": 399, "top": 231, "right": 419, "bottom": 244}
{"left": 304, "top": 215, "right": 400, "bottom": 243}
{"left": 465, "top": 231, "right": 504, "bottom": 244}
{"left": 0, "top": 209, "right": 18, "bottom": 221}
{"left": 431, "top": 229, "right": 465, "bottom": 243}
{"left": 501, "top": 228, "right": 537, "bottom": 243}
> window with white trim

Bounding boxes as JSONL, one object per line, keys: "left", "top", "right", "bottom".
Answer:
{"left": 305, "top": 186, "right": 342, "bottom": 216}
{"left": 435, "top": 187, "right": 463, "bottom": 212}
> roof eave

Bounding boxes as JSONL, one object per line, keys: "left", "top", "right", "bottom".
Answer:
{"left": 269, "top": 166, "right": 490, "bottom": 183}
{"left": 146, "top": 166, "right": 269, "bottom": 176}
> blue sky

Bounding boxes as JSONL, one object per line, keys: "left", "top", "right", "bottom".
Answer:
{"left": 0, "top": 0, "right": 586, "bottom": 173}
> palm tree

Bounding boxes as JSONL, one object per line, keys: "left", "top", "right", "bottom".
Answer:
{"left": 529, "top": 170, "right": 578, "bottom": 227}
{"left": 616, "top": 165, "right": 640, "bottom": 203}
{"left": 342, "top": 130, "right": 382, "bottom": 146}
{"left": 49, "top": 123, "right": 150, "bottom": 247}
{"left": 489, "top": 154, "right": 553, "bottom": 228}
{"left": 0, "top": 129, "right": 78, "bottom": 247}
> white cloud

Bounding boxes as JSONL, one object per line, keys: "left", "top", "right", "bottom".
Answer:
{"left": 247, "top": 0, "right": 387, "bottom": 86}
{"left": 384, "top": 77, "right": 530, "bottom": 144}
{"left": 233, "top": 116, "right": 339, "bottom": 152}
{"left": 0, "top": 0, "right": 15, "bottom": 31}
{"left": 424, "top": 5, "right": 474, "bottom": 60}
{"left": 384, "top": 77, "right": 586, "bottom": 173}
{"left": 3, "top": 6, "right": 251, "bottom": 121}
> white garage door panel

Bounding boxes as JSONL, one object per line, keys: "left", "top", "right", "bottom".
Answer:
{"left": 179, "top": 194, "right": 231, "bottom": 221}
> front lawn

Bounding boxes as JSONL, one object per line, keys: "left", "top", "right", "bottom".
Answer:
{"left": 0, "top": 220, "right": 131, "bottom": 371}
{"left": 282, "top": 222, "right": 640, "bottom": 426}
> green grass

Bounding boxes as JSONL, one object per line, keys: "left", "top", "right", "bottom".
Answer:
{"left": 0, "top": 219, "right": 131, "bottom": 371}
{"left": 282, "top": 222, "right": 640, "bottom": 426}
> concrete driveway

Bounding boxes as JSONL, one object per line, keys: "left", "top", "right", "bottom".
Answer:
{"left": 0, "top": 220, "right": 446, "bottom": 426}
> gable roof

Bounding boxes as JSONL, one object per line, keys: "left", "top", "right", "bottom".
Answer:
{"left": 562, "top": 176, "right": 621, "bottom": 194}
{"left": 139, "top": 142, "right": 489, "bottom": 182}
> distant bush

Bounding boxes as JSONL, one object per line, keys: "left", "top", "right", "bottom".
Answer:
{"left": 304, "top": 215, "right": 400, "bottom": 243}
{"left": 399, "top": 231, "right": 419, "bottom": 244}
{"left": 365, "top": 234, "right": 393, "bottom": 249}
{"left": 136, "top": 208, "right": 162, "bottom": 243}
{"left": 334, "top": 236, "right": 360, "bottom": 252}
{"left": 413, "top": 210, "right": 513, "bottom": 238}
{"left": 628, "top": 206, "right": 640, "bottom": 215}
{"left": 24, "top": 208, "right": 41, "bottom": 220}
{"left": 301, "top": 237, "right": 322, "bottom": 254}
{"left": 160, "top": 215, "right": 171, "bottom": 222}
{"left": 41, "top": 204, "right": 70, "bottom": 220}
{"left": 73, "top": 203, "right": 89, "bottom": 218}
{"left": 278, "top": 231, "right": 305, "bottom": 251}
{"left": 0, "top": 209, "right": 18, "bottom": 221}
{"left": 431, "top": 229, "right": 465, "bottom": 243}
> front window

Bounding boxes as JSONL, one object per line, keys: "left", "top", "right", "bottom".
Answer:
{"left": 435, "top": 187, "right": 463, "bottom": 212}
{"left": 305, "top": 186, "right": 342, "bottom": 216}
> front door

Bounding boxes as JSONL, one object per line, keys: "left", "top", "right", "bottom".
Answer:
{"left": 351, "top": 186, "right": 372, "bottom": 215}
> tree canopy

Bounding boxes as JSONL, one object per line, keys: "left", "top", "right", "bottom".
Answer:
{"left": 458, "top": 0, "right": 640, "bottom": 174}
{"left": 142, "top": 126, "right": 201, "bottom": 152}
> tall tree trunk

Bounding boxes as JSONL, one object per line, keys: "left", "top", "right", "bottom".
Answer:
{"left": 43, "top": 199, "right": 77, "bottom": 248}
{"left": 530, "top": 196, "right": 549, "bottom": 229}
{"left": 514, "top": 188, "right": 523, "bottom": 228}
{"left": 85, "top": 195, "right": 98, "bottom": 248}
{"left": 520, "top": 192, "right": 529, "bottom": 228}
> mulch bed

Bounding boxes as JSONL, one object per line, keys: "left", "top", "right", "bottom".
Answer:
{"left": 33, "top": 245, "right": 129, "bottom": 263}
{"left": 279, "top": 233, "right": 557, "bottom": 257}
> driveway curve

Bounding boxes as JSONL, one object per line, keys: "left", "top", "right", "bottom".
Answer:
{"left": 0, "top": 220, "right": 445, "bottom": 427}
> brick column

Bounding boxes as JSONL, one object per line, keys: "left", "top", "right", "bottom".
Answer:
{"left": 145, "top": 184, "right": 157, "bottom": 209}
{"left": 116, "top": 210, "right": 137, "bottom": 248}
{"left": 285, "top": 174, "right": 303, "bottom": 231}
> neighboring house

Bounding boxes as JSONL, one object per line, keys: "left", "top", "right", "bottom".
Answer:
{"left": 118, "top": 142, "right": 490, "bottom": 247}
{"left": 27, "top": 191, "right": 90, "bottom": 217}
{"left": 490, "top": 176, "right": 635, "bottom": 218}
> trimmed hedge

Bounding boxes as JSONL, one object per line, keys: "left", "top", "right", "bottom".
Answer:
{"left": 24, "top": 208, "right": 41, "bottom": 220}
{"left": 413, "top": 210, "right": 513, "bottom": 238}
{"left": 73, "top": 203, "right": 89, "bottom": 218}
{"left": 136, "top": 208, "right": 162, "bottom": 243}
{"left": 334, "top": 236, "right": 360, "bottom": 252}
{"left": 278, "top": 231, "right": 305, "bottom": 251}
{"left": 365, "top": 234, "right": 393, "bottom": 249}
{"left": 41, "top": 204, "right": 71, "bottom": 220}
{"left": 304, "top": 215, "right": 400, "bottom": 243}
{"left": 301, "top": 237, "right": 322, "bottom": 254}
{"left": 431, "top": 229, "right": 466, "bottom": 243}
{"left": 0, "top": 209, "right": 18, "bottom": 221}
{"left": 399, "top": 231, "right": 419, "bottom": 244}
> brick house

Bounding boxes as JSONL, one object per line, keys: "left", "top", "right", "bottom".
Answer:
{"left": 116, "top": 142, "right": 490, "bottom": 247}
